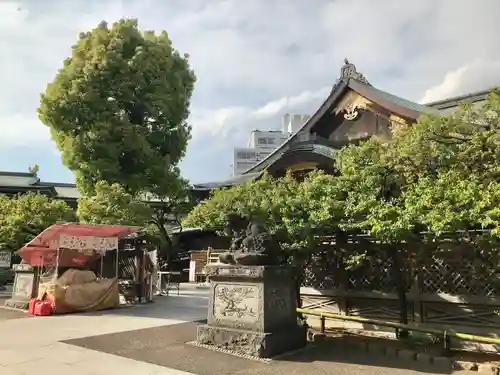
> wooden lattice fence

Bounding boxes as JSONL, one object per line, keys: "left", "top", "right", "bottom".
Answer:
{"left": 301, "top": 246, "right": 500, "bottom": 333}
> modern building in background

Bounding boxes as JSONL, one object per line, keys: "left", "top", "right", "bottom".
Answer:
{"left": 232, "top": 114, "right": 311, "bottom": 176}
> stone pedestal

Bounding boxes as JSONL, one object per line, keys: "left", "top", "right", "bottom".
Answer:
{"left": 4, "top": 264, "right": 39, "bottom": 310}
{"left": 196, "top": 264, "right": 306, "bottom": 358}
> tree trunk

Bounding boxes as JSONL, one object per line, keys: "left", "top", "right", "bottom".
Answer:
{"left": 295, "top": 271, "right": 303, "bottom": 309}
{"left": 295, "top": 252, "right": 312, "bottom": 309}
{"left": 295, "top": 255, "right": 308, "bottom": 328}
{"left": 153, "top": 217, "right": 173, "bottom": 270}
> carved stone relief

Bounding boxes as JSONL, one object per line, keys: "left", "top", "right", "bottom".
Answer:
{"left": 13, "top": 273, "right": 34, "bottom": 299}
{"left": 197, "top": 264, "right": 307, "bottom": 358}
{"left": 197, "top": 325, "right": 267, "bottom": 357}
{"left": 213, "top": 284, "right": 260, "bottom": 324}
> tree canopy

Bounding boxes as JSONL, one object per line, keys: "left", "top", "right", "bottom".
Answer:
{"left": 185, "top": 89, "right": 500, "bottom": 251}
{"left": 77, "top": 181, "right": 152, "bottom": 226}
{"left": 38, "top": 18, "right": 197, "bottom": 265}
{"left": 183, "top": 88, "right": 500, "bottom": 326}
{"left": 38, "top": 18, "right": 196, "bottom": 196}
{"left": 184, "top": 170, "right": 345, "bottom": 260}
{"left": 337, "top": 89, "right": 500, "bottom": 243}
{"left": 0, "top": 193, "right": 75, "bottom": 253}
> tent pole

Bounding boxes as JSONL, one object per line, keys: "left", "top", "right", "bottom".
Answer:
{"left": 100, "top": 253, "right": 104, "bottom": 278}
{"left": 115, "top": 248, "right": 119, "bottom": 279}
{"left": 54, "top": 247, "right": 60, "bottom": 281}
{"left": 42, "top": 255, "right": 45, "bottom": 283}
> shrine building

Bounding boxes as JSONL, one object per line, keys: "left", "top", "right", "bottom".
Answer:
{"left": 191, "top": 59, "right": 491, "bottom": 196}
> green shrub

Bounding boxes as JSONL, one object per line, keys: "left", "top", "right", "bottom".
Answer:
{"left": 0, "top": 268, "right": 14, "bottom": 286}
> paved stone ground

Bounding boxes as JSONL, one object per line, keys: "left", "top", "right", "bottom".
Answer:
{"left": 64, "top": 317, "right": 475, "bottom": 375}
{"left": 0, "top": 284, "right": 479, "bottom": 375}
{"left": 0, "top": 284, "right": 12, "bottom": 299}
{"left": 0, "top": 307, "right": 30, "bottom": 321}
{"left": 0, "top": 285, "right": 208, "bottom": 375}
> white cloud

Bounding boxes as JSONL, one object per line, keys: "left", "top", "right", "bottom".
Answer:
{"left": 420, "top": 59, "right": 500, "bottom": 103}
{"left": 0, "top": 112, "right": 51, "bottom": 147}
{"left": 191, "top": 87, "right": 330, "bottom": 141}
{"left": 0, "top": 0, "right": 499, "bottom": 182}
{"left": 254, "top": 88, "right": 330, "bottom": 119}
{"left": 0, "top": 2, "right": 27, "bottom": 29}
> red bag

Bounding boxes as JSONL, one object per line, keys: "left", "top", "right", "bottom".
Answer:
{"left": 33, "top": 301, "right": 52, "bottom": 316}
{"left": 28, "top": 298, "right": 40, "bottom": 315}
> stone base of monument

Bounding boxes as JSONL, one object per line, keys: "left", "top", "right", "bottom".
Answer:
{"left": 4, "top": 264, "right": 39, "bottom": 310}
{"left": 196, "top": 264, "right": 307, "bottom": 359}
{"left": 196, "top": 323, "right": 306, "bottom": 359}
{"left": 4, "top": 299, "right": 29, "bottom": 310}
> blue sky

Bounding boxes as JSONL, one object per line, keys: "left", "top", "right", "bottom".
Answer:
{"left": 1, "top": 0, "right": 500, "bottom": 184}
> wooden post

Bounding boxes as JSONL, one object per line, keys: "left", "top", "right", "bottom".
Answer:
{"left": 387, "top": 245, "right": 409, "bottom": 338}
{"left": 411, "top": 259, "right": 423, "bottom": 324}
{"left": 134, "top": 239, "right": 144, "bottom": 303}
{"left": 205, "top": 247, "right": 212, "bottom": 284}
{"left": 338, "top": 255, "right": 349, "bottom": 316}
{"left": 336, "top": 232, "right": 349, "bottom": 316}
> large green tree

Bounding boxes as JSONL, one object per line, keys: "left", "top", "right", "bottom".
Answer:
{"left": 336, "top": 89, "right": 500, "bottom": 249}
{"left": 38, "top": 18, "right": 196, "bottom": 196}
{"left": 184, "top": 89, "right": 500, "bottom": 328}
{"left": 38, "top": 18, "right": 196, "bottom": 265}
{"left": 77, "top": 181, "right": 152, "bottom": 226}
{"left": 335, "top": 89, "right": 500, "bottom": 329}
{"left": 0, "top": 193, "right": 75, "bottom": 253}
{"left": 356, "top": 89, "right": 500, "bottom": 238}
{"left": 144, "top": 177, "right": 197, "bottom": 266}
{"left": 184, "top": 171, "right": 345, "bottom": 307}
{"left": 184, "top": 171, "right": 345, "bottom": 261}
{"left": 76, "top": 180, "right": 194, "bottom": 265}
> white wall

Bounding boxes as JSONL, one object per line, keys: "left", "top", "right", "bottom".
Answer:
{"left": 248, "top": 130, "right": 288, "bottom": 149}
{"left": 233, "top": 147, "right": 260, "bottom": 176}
{"left": 232, "top": 114, "right": 311, "bottom": 176}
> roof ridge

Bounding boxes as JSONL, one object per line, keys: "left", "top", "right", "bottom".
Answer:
{"left": 424, "top": 88, "right": 493, "bottom": 108}
{"left": 348, "top": 79, "right": 439, "bottom": 118}
{"left": 40, "top": 181, "right": 77, "bottom": 187}
{"left": 0, "top": 171, "right": 35, "bottom": 177}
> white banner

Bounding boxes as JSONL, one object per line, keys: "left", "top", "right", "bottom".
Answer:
{"left": 58, "top": 235, "right": 119, "bottom": 254}
{"left": 59, "top": 234, "right": 93, "bottom": 251}
{"left": 93, "top": 237, "right": 119, "bottom": 253}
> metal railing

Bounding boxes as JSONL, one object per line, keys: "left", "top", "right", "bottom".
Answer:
{"left": 297, "top": 308, "right": 500, "bottom": 349}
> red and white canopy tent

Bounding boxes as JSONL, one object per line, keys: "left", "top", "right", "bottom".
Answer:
{"left": 19, "top": 223, "right": 142, "bottom": 277}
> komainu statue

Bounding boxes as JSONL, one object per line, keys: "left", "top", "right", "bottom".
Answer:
{"left": 218, "top": 213, "right": 283, "bottom": 266}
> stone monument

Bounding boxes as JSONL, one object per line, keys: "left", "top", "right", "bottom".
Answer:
{"left": 4, "top": 264, "right": 39, "bottom": 309}
{"left": 196, "top": 215, "right": 306, "bottom": 358}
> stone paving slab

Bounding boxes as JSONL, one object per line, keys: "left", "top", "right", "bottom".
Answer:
{"left": 64, "top": 320, "right": 264, "bottom": 375}
{"left": 64, "top": 320, "right": 474, "bottom": 375}
{"left": 0, "top": 287, "right": 207, "bottom": 375}
{"left": 0, "top": 307, "right": 30, "bottom": 321}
